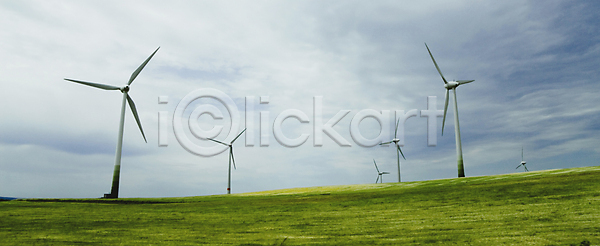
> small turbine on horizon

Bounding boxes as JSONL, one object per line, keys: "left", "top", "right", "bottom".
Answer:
{"left": 373, "top": 159, "right": 390, "bottom": 184}
{"left": 208, "top": 128, "right": 247, "bottom": 194}
{"left": 65, "top": 47, "right": 160, "bottom": 199}
{"left": 425, "top": 43, "right": 474, "bottom": 178}
{"left": 516, "top": 147, "right": 529, "bottom": 172}
{"left": 379, "top": 118, "right": 406, "bottom": 182}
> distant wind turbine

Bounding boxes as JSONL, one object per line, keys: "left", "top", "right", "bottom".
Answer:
{"left": 425, "top": 43, "right": 474, "bottom": 178}
{"left": 65, "top": 47, "right": 159, "bottom": 198}
{"left": 208, "top": 128, "right": 247, "bottom": 194}
{"left": 379, "top": 118, "right": 406, "bottom": 182}
{"left": 516, "top": 147, "right": 529, "bottom": 171}
{"left": 373, "top": 159, "right": 390, "bottom": 184}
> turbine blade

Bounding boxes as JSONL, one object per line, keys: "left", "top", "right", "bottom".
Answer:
{"left": 373, "top": 159, "right": 380, "bottom": 173}
{"left": 442, "top": 89, "right": 449, "bottom": 135}
{"left": 126, "top": 95, "right": 147, "bottom": 143}
{"left": 207, "top": 138, "right": 228, "bottom": 146}
{"left": 128, "top": 47, "right": 160, "bottom": 85}
{"left": 231, "top": 128, "right": 247, "bottom": 144}
{"left": 524, "top": 166, "right": 529, "bottom": 172}
{"left": 396, "top": 144, "right": 406, "bottom": 160}
{"left": 457, "top": 80, "right": 474, "bottom": 85}
{"left": 230, "top": 147, "right": 236, "bottom": 170}
{"left": 394, "top": 118, "right": 401, "bottom": 138}
{"left": 424, "top": 43, "right": 448, "bottom": 84}
{"left": 375, "top": 175, "right": 380, "bottom": 184}
{"left": 379, "top": 141, "right": 393, "bottom": 145}
{"left": 516, "top": 165, "right": 521, "bottom": 169}
{"left": 64, "top": 78, "right": 120, "bottom": 90}
{"left": 382, "top": 172, "right": 390, "bottom": 174}
{"left": 228, "top": 150, "right": 232, "bottom": 170}
{"left": 521, "top": 147, "right": 524, "bottom": 161}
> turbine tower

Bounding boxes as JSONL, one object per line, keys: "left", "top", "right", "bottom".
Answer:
{"left": 425, "top": 43, "right": 474, "bottom": 178}
{"left": 208, "top": 128, "right": 247, "bottom": 194}
{"left": 65, "top": 47, "right": 159, "bottom": 198}
{"left": 379, "top": 118, "right": 406, "bottom": 182}
{"left": 373, "top": 159, "right": 390, "bottom": 183}
{"left": 516, "top": 147, "right": 529, "bottom": 171}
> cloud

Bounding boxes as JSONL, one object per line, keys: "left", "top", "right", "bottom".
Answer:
{"left": 1, "top": 1, "right": 599, "bottom": 198}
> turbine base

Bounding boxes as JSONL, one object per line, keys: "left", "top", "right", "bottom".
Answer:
{"left": 102, "top": 193, "right": 117, "bottom": 199}
{"left": 457, "top": 158, "right": 465, "bottom": 178}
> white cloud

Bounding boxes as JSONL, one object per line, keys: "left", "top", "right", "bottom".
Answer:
{"left": 1, "top": 1, "right": 599, "bottom": 198}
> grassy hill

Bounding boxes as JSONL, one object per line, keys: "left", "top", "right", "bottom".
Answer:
{"left": 1, "top": 166, "right": 599, "bottom": 245}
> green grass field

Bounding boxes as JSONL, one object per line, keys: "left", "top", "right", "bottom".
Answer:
{"left": 1, "top": 166, "right": 599, "bottom": 245}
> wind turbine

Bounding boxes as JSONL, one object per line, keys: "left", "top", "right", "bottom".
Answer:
{"left": 379, "top": 118, "right": 406, "bottom": 182}
{"left": 425, "top": 43, "right": 474, "bottom": 178}
{"left": 516, "top": 147, "right": 529, "bottom": 171}
{"left": 65, "top": 47, "right": 159, "bottom": 198}
{"left": 208, "top": 128, "right": 247, "bottom": 194}
{"left": 373, "top": 159, "right": 390, "bottom": 184}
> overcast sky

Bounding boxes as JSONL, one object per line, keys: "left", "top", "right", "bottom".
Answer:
{"left": 1, "top": 1, "right": 599, "bottom": 198}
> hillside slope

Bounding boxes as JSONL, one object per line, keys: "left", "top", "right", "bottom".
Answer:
{"left": 1, "top": 166, "right": 599, "bottom": 245}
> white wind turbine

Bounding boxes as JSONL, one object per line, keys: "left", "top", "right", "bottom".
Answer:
{"left": 373, "top": 159, "right": 390, "bottom": 184}
{"left": 379, "top": 118, "right": 406, "bottom": 182}
{"left": 208, "top": 128, "right": 247, "bottom": 194}
{"left": 425, "top": 43, "right": 474, "bottom": 178}
{"left": 516, "top": 147, "right": 529, "bottom": 171}
{"left": 65, "top": 47, "right": 159, "bottom": 198}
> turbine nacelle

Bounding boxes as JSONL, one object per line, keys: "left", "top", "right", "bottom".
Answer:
{"left": 444, "top": 81, "right": 459, "bottom": 89}
{"left": 119, "top": 85, "right": 130, "bottom": 93}
{"left": 444, "top": 80, "right": 474, "bottom": 90}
